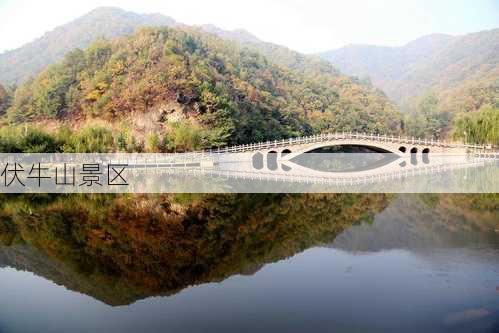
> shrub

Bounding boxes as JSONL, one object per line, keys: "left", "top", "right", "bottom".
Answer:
{"left": 146, "top": 133, "right": 161, "bottom": 153}
{"left": 63, "top": 125, "right": 115, "bottom": 153}
{"left": 170, "top": 122, "right": 202, "bottom": 152}
{"left": 0, "top": 126, "right": 63, "bottom": 153}
{"left": 19, "top": 128, "right": 61, "bottom": 153}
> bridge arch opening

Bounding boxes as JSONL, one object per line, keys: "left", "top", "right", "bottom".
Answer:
{"left": 399, "top": 146, "right": 407, "bottom": 153}
{"left": 422, "top": 148, "right": 430, "bottom": 154}
{"left": 410, "top": 147, "right": 418, "bottom": 154}
{"left": 281, "top": 149, "right": 292, "bottom": 157}
{"left": 306, "top": 144, "right": 392, "bottom": 154}
{"left": 252, "top": 152, "right": 264, "bottom": 170}
{"left": 267, "top": 151, "right": 278, "bottom": 171}
{"left": 291, "top": 144, "right": 399, "bottom": 173}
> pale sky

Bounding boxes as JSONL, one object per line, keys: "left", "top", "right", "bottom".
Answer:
{"left": 0, "top": 0, "right": 498, "bottom": 54}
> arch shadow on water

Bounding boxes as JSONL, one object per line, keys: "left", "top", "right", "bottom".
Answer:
{"left": 290, "top": 145, "right": 400, "bottom": 173}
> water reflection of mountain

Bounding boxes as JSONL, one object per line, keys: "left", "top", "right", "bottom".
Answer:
{"left": 0, "top": 194, "right": 389, "bottom": 306}
{"left": 0, "top": 194, "right": 497, "bottom": 306}
{"left": 331, "top": 195, "right": 499, "bottom": 253}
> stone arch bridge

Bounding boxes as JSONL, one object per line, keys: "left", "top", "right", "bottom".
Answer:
{"left": 219, "top": 132, "right": 476, "bottom": 156}
{"left": 142, "top": 132, "right": 493, "bottom": 167}
{"left": 133, "top": 132, "right": 495, "bottom": 174}
{"left": 236, "top": 132, "right": 478, "bottom": 173}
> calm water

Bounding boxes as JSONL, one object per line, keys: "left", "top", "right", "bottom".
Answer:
{"left": 0, "top": 194, "right": 498, "bottom": 333}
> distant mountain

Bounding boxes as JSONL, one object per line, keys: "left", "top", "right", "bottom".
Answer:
{"left": 319, "top": 34, "right": 453, "bottom": 100}
{"left": 199, "top": 24, "right": 262, "bottom": 44}
{"left": 319, "top": 30, "right": 499, "bottom": 112}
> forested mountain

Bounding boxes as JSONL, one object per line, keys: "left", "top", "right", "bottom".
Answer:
{"left": 200, "top": 24, "right": 263, "bottom": 44}
{"left": 320, "top": 30, "right": 499, "bottom": 143}
{"left": 0, "top": 6, "right": 347, "bottom": 89}
{"left": 0, "top": 7, "right": 274, "bottom": 86}
{"left": 3, "top": 26, "right": 400, "bottom": 152}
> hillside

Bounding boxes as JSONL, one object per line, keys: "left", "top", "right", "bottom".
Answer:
{"left": 320, "top": 30, "right": 499, "bottom": 143}
{"left": 401, "top": 30, "right": 499, "bottom": 110}
{"left": 3, "top": 26, "right": 401, "bottom": 152}
{"left": 0, "top": 83, "right": 11, "bottom": 115}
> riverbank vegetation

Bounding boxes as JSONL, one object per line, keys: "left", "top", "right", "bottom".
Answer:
{"left": 0, "top": 121, "right": 234, "bottom": 153}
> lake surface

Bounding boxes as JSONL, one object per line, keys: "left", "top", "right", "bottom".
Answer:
{"left": 0, "top": 194, "right": 498, "bottom": 333}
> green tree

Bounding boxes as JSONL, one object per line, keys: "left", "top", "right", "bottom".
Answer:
{"left": 453, "top": 105, "right": 499, "bottom": 146}
{"left": 406, "top": 92, "right": 450, "bottom": 139}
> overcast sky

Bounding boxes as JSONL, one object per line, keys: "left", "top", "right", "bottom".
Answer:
{"left": 0, "top": 0, "right": 498, "bottom": 54}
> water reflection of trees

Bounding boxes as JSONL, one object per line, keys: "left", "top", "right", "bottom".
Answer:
{"left": 0, "top": 193, "right": 390, "bottom": 305}
{"left": 0, "top": 193, "right": 496, "bottom": 306}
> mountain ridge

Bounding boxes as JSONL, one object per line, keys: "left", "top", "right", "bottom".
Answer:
{"left": 318, "top": 29, "right": 499, "bottom": 108}
{"left": 0, "top": 7, "right": 178, "bottom": 85}
{"left": 0, "top": 7, "right": 271, "bottom": 86}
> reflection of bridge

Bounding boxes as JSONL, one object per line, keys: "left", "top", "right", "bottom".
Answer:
{"left": 159, "top": 158, "right": 490, "bottom": 187}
